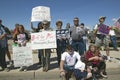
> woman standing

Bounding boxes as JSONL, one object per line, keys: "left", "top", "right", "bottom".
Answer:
{"left": 14, "top": 25, "right": 29, "bottom": 71}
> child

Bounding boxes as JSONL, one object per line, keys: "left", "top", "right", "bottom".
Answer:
{"left": 14, "top": 25, "right": 29, "bottom": 71}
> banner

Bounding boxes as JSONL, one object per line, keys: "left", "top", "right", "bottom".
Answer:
{"left": 56, "top": 29, "right": 70, "bottom": 39}
{"left": 31, "top": 6, "right": 51, "bottom": 22}
{"left": 114, "top": 18, "right": 120, "bottom": 30}
{"left": 31, "top": 31, "right": 57, "bottom": 50}
{"left": 98, "top": 24, "right": 110, "bottom": 35}
{"left": 13, "top": 44, "right": 33, "bottom": 67}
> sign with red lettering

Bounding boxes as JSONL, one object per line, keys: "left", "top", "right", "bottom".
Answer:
{"left": 31, "top": 31, "right": 56, "bottom": 49}
{"left": 98, "top": 24, "right": 110, "bottom": 35}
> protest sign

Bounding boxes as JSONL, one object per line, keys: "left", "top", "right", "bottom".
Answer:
{"left": 56, "top": 29, "right": 70, "bottom": 39}
{"left": 31, "top": 31, "right": 56, "bottom": 50}
{"left": 13, "top": 44, "right": 33, "bottom": 67}
{"left": 31, "top": 6, "right": 51, "bottom": 22}
{"left": 114, "top": 18, "right": 120, "bottom": 30}
{"left": 98, "top": 24, "right": 110, "bottom": 35}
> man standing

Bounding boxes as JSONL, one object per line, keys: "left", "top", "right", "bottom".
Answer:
{"left": 109, "top": 27, "right": 119, "bottom": 51}
{"left": 94, "top": 16, "right": 111, "bottom": 61}
{"left": 0, "top": 19, "right": 10, "bottom": 72}
{"left": 70, "top": 17, "right": 85, "bottom": 55}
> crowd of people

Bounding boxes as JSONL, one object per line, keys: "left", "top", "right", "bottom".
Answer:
{"left": 0, "top": 16, "right": 119, "bottom": 79}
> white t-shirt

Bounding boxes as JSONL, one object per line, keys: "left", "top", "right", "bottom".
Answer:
{"left": 61, "top": 51, "right": 81, "bottom": 66}
{"left": 109, "top": 30, "right": 116, "bottom": 36}
{"left": 94, "top": 24, "right": 101, "bottom": 34}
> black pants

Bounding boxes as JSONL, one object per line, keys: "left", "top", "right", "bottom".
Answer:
{"left": 39, "top": 49, "right": 51, "bottom": 71}
{"left": 56, "top": 39, "right": 67, "bottom": 66}
{"left": 0, "top": 47, "right": 7, "bottom": 69}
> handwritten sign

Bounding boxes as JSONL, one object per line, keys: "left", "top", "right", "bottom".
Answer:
{"left": 13, "top": 45, "right": 33, "bottom": 67}
{"left": 31, "top": 31, "right": 57, "bottom": 50}
{"left": 98, "top": 24, "right": 110, "bottom": 35}
{"left": 31, "top": 6, "right": 51, "bottom": 22}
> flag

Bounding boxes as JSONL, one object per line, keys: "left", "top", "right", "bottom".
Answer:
{"left": 114, "top": 18, "right": 120, "bottom": 30}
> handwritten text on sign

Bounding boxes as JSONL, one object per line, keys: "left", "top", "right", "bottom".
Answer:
{"left": 13, "top": 46, "right": 33, "bottom": 67}
{"left": 31, "top": 31, "right": 57, "bottom": 50}
{"left": 31, "top": 6, "right": 51, "bottom": 22}
{"left": 98, "top": 24, "right": 110, "bottom": 35}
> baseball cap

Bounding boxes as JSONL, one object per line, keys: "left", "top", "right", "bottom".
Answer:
{"left": 99, "top": 16, "right": 106, "bottom": 19}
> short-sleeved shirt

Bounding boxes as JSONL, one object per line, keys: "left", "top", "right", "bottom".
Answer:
{"left": 70, "top": 26, "right": 85, "bottom": 41}
{"left": 14, "top": 32, "right": 29, "bottom": 46}
{"left": 0, "top": 25, "right": 7, "bottom": 48}
{"left": 85, "top": 51, "right": 99, "bottom": 65}
{"left": 61, "top": 51, "right": 81, "bottom": 66}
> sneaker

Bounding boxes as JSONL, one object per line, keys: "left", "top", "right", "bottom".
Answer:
{"left": 4, "top": 68, "right": 10, "bottom": 72}
{"left": 24, "top": 69, "right": 27, "bottom": 72}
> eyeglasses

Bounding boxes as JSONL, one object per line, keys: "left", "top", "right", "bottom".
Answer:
{"left": 43, "top": 24, "right": 47, "bottom": 25}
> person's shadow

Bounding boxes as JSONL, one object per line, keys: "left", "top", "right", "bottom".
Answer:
{"left": 27, "top": 57, "right": 58, "bottom": 71}
{"left": 27, "top": 63, "right": 42, "bottom": 71}
{"left": 49, "top": 57, "right": 59, "bottom": 70}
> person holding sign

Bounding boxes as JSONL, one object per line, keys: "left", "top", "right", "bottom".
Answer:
{"left": 56, "top": 20, "right": 69, "bottom": 66}
{"left": 39, "top": 20, "right": 53, "bottom": 72}
{"left": 31, "top": 21, "right": 44, "bottom": 66}
{"left": 31, "top": 22, "right": 43, "bottom": 32}
{"left": 93, "top": 16, "right": 110, "bottom": 61}
{"left": 13, "top": 25, "right": 29, "bottom": 71}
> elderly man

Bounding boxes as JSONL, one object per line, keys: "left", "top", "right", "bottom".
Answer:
{"left": 70, "top": 17, "right": 85, "bottom": 56}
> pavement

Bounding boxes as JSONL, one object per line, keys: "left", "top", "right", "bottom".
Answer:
{"left": 0, "top": 47, "right": 120, "bottom": 80}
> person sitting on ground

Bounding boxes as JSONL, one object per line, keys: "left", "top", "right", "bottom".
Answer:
{"left": 60, "top": 45, "right": 81, "bottom": 80}
{"left": 85, "top": 44, "right": 108, "bottom": 78}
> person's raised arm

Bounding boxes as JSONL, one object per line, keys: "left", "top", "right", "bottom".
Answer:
{"left": 30, "top": 21, "right": 37, "bottom": 31}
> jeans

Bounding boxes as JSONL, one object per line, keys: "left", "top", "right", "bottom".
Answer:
{"left": 110, "top": 36, "right": 117, "bottom": 49}
{"left": 71, "top": 39, "right": 85, "bottom": 55}
{"left": 64, "top": 64, "right": 74, "bottom": 72}
{"left": 39, "top": 49, "right": 51, "bottom": 71}
{"left": 0, "top": 47, "right": 7, "bottom": 69}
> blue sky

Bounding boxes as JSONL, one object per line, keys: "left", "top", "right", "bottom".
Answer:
{"left": 0, "top": 0, "right": 120, "bottom": 30}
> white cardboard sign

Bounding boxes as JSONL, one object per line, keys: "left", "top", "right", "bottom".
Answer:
{"left": 31, "top": 6, "right": 51, "bottom": 22}
{"left": 13, "top": 45, "right": 33, "bottom": 67}
{"left": 31, "top": 31, "right": 57, "bottom": 50}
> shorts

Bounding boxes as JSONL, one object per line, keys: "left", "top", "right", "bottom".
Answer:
{"left": 95, "top": 37, "right": 109, "bottom": 48}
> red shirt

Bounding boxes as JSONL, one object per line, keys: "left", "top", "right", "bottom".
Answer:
{"left": 85, "top": 51, "right": 99, "bottom": 65}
